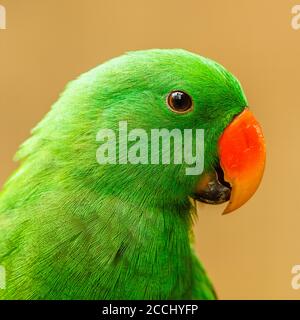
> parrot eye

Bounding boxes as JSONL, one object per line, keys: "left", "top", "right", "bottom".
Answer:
{"left": 167, "top": 91, "right": 193, "bottom": 114}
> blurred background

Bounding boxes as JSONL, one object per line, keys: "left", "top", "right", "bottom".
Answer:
{"left": 0, "top": 0, "right": 299, "bottom": 299}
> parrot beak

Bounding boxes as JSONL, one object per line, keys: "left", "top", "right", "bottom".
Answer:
{"left": 218, "top": 108, "right": 266, "bottom": 214}
{"left": 192, "top": 108, "right": 266, "bottom": 214}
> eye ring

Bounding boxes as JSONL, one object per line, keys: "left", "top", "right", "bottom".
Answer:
{"left": 166, "top": 90, "right": 194, "bottom": 114}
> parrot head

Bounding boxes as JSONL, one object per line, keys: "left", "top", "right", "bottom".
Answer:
{"left": 20, "top": 49, "right": 265, "bottom": 214}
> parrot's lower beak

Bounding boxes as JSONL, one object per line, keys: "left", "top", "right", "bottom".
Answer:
{"left": 192, "top": 107, "right": 266, "bottom": 214}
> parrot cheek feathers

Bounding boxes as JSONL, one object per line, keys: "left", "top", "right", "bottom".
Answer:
{"left": 192, "top": 107, "right": 266, "bottom": 215}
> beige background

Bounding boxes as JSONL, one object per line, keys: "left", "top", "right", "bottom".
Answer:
{"left": 0, "top": 0, "right": 299, "bottom": 299}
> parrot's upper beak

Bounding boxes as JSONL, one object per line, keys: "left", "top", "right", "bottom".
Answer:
{"left": 192, "top": 107, "right": 266, "bottom": 214}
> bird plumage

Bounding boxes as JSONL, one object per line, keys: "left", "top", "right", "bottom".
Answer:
{"left": 0, "top": 49, "right": 246, "bottom": 299}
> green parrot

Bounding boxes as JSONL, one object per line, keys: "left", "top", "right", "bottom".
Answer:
{"left": 0, "top": 49, "right": 265, "bottom": 299}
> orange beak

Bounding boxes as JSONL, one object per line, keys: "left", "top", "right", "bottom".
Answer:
{"left": 218, "top": 108, "right": 266, "bottom": 214}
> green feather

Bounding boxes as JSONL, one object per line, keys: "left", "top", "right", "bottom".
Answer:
{"left": 0, "top": 49, "right": 246, "bottom": 299}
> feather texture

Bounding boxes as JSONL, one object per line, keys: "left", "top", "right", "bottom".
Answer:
{"left": 0, "top": 49, "right": 246, "bottom": 299}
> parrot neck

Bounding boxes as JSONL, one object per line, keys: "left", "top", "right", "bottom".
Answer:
{"left": 90, "top": 191, "right": 197, "bottom": 298}
{"left": 1, "top": 161, "right": 201, "bottom": 298}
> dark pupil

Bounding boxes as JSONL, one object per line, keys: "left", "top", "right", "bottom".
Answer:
{"left": 170, "top": 92, "right": 191, "bottom": 111}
